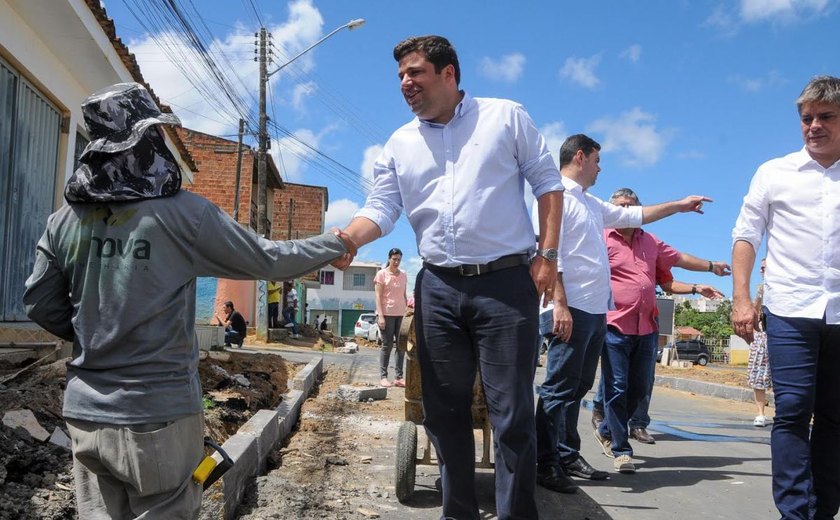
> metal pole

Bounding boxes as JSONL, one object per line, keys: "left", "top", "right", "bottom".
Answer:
{"left": 232, "top": 118, "right": 245, "bottom": 222}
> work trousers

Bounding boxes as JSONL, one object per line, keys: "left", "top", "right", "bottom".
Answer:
{"left": 415, "top": 265, "right": 539, "bottom": 520}
{"left": 765, "top": 310, "right": 840, "bottom": 520}
{"left": 66, "top": 413, "right": 204, "bottom": 520}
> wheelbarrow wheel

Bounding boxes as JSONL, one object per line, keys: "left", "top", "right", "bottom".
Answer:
{"left": 395, "top": 421, "right": 418, "bottom": 502}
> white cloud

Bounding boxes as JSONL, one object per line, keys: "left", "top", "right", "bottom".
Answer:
{"left": 272, "top": 128, "right": 319, "bottom": 182}
{"left": 619, "top": 44, "right": 642, "bottom": 63}
{"left": 558, "top": 54, "right": 602, "bottom": 89}
{"left": 539, "top": 121, "right": 567, "bottom": 169}
{"left": 740, "top": 0, "right": 829, "bottom": 22}
{"left": 729, "top": 71, "right": 786, "bottom": 92}
{"left": 586, "top": 108, "right": 673, "bottom": 167}
{"left": 291, "top": 81, "right": 316, "bottom": 111}
{"left": 268, "top": 0, "right": 324, "bottom": 77}
{"left": 706, "top": 0, "right": 830, "bottom": 33}
{"left": 324, "top": 198, "right": 360, "bottom": 228}
{"left": 479, "top": 53, "right": 526, "bottom": 83}
{"left": 360, "top": 145, "right": 383, "bottom": 194}
{"left": 128, "top": 27, "right": 257, "bottom": 136}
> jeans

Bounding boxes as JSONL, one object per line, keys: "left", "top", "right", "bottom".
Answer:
{"left": 379, "top": 315, "right": 405, "bottom": 379}
{"left": 765, "top": 309, "right": 840, "bottom": 520}
{"left": 268, "top": 302, "right": 279, "bottom": 329}
{"left": 224, "top": 330, "right": 243, "bottom": 346}
{"left": 282, "top": 307, "right": 298, "bottom": 335}
{"left": 597, "top": 328, "right": 658, "bottom": 457}
{"left": 536, "top": 307, "right": 606, "bottom": 465}
{"left": 593, "top": 337, "right": 657, "bottom": 429}
{"left": 415, "top": 265, "right": 539, "bottom": 520}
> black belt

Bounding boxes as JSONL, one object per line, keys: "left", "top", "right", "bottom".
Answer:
{"left": 423, "top": 254, "right": 530, "bottom": 277}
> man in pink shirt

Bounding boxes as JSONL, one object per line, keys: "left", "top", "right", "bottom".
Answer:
{"left": 593, "top": 188, "right": 730, "bottom": 473}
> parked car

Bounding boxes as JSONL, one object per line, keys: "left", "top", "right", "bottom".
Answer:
{"left": 367, "top": 323, "right": 381, "bottom": 344}
{"left": 658, "top": 339, "right": 711, "bottom": 366}
{"left": 354, "top": 313, "right": 377, "bottom": 338}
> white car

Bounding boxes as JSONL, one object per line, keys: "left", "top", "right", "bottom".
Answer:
{"left": 367, "top": 323, "right": 381, "bottom": 344}
{"left": 354, "top": 313, "right": 377, "bottom": 338}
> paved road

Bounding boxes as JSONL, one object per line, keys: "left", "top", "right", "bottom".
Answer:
{"left": 245, "top": 342, "right": 776, "bottom": 519}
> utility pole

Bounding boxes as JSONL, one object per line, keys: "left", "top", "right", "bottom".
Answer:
{"left": 232, "top": 118, "right": 245, "bottom": 222}
{"left": 257, "top": 27, "right": 268, "bottom": 238}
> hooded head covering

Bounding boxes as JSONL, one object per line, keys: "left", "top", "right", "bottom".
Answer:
{"left": 65, "top": 82, "right": 183, "bottom": 203}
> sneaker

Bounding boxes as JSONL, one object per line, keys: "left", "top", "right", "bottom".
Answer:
{"left": 613, "top": 454, "right": 636, "bottom": 474}
{"left": 753, "top": 415, "right": 767, "bottom": 427}
{"left": 593, "top": 429, "right": 614, "bottom": 458}
{"left": 393, "top": 379, "right": 405, "bottom": 388}
{"left": 591, "top": 407, "right": 605, "bottom": 430}
{"left": 292, "top": 333, "right": 302, "bottom": 339}
{"left": 380, "top": 378, "right": 392, "bottom": 387}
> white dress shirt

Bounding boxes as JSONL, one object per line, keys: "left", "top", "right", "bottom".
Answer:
{"left": 534, "top": 177, "right": 643, "bottom": 315}
{"left": 355, "top": 92, "right": 563, "bottom": 266}
{"left": 732, "top": 147, "right": 840, "bottom": 323}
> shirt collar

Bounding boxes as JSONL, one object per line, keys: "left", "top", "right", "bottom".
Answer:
{"left": 796, "top": 146, "right": 840, "bottom": 171}
{"left": 419, "top": 91, "right": 471, "bottom": 127}
{"left": 607, "top": 227, "right": 644, "bottom": 241}
{"left": 561, "top": 175, "right": 584, "bottom": 192}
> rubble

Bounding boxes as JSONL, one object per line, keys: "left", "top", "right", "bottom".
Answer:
{"left": 2, "top": 409, "right": 50, "bottom": 441}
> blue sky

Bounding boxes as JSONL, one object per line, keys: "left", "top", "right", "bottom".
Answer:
{"left": 103, "top": 0, "right": 839, "bottom": 295}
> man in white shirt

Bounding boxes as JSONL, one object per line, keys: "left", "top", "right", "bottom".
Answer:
{"left": 536, "top": 134, "right": 710, "bottom": 492}
{"left": 732, "top": 75, "right": 840, "bottom": 520}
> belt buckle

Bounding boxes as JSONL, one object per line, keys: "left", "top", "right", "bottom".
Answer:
{"left": 458, "top": 264, "right": 482, "bottom": 276}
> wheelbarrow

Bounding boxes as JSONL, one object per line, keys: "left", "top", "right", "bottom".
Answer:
{"left": 393, "top": 310, "right": 495, "bottom": 502}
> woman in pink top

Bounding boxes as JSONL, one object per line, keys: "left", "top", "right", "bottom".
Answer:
{"left": 375, "top": 248, "right": 408, "bottom": 387}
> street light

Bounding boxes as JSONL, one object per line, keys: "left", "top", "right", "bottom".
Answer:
{"left": 256, "top": 19, "right": 365, "bottom": 238}
{"left": 266, "top": 19, "right": 366, "bottom": 79}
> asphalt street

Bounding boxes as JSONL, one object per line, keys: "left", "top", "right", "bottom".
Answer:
{"left": 249, "top": 343, "right": 776, "bottom": 520}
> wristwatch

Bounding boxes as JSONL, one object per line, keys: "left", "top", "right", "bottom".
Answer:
{"left": 535, "top": 248, "right": 559, "bottom": 262}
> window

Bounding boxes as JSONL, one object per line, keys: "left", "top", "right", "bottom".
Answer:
{"left": 320, "top": 270, "right": 334, "bottom": 285}
{"left": 353, "top": 273, "right": 366, "bottom": 287}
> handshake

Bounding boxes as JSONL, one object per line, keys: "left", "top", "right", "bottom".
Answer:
{"left": 329, "top": 228, "right": 359, "bottom": 271}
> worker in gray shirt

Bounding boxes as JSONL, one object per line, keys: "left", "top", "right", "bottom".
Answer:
{"left": 22, "top": 82, "right": 357, "bottom": 519}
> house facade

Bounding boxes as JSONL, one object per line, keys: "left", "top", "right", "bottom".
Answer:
{"left": 0, "top": 0, "right": 196, "bottom": 338}
{"left": 306, "top": 260, "right": 381, "bottom": 337}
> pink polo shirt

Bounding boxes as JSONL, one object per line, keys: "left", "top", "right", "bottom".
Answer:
{"left": 374, "top": 268, "right": 408, "bottom": 317}
{"left": 605, "top": 228, "right": 680, "bottom": 335}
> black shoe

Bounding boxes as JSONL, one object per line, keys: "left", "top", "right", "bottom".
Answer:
{"left": 563, "top": 455, "right": 609, "bottom": 480}
{"left": 537, "top": 464, "right": 578, "bottom": 494}
{"left": 591, "top": 407, "right": 605, "bottom": 430}
{"left": 630, "top": 427, "right": 656, "bottom": 444}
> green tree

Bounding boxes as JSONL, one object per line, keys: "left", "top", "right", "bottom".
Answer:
{"left": 675, "top": 299, "right": 733, "bottom": 339}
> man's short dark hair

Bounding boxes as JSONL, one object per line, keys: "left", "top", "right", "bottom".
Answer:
{"left": 559, "top": 134, "right": 601, "bottom": 169}
{"left": 393, "top": 35, "right": 460, "bottom": 86}
{"left": 224, "top": 301, "right": 234, "bottom": 310}
{"left": 797, "top": 75, "right": 840, "bottom": 112}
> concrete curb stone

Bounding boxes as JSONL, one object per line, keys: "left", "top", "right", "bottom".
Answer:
{"left": 655, "top": 374, "right": 775, "bottom": 405}
{"left": 200, "top": 355, "right": 323, "bottom": 520}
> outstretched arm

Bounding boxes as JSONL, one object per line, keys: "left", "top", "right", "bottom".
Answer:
{"left": 642, "top": 195, "right": 712, "bottom": 224}
{"left": 660, "top": 280, "right": 724, "bottom": 299}
{"left": 674, "top": 252, "right": 732, "bottom": 276}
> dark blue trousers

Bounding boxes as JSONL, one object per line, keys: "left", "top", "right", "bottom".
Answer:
{"left": 536, "top": 307, "right": 606, "bottom": 465}
{"left": 765, "top": 310, "right": 840, "bottom": 520}
{"left": 597, "top": 329, "right": 658, "bottom": 457}
{"left": 415, "top": 265, "right": 539, "bottom": 520}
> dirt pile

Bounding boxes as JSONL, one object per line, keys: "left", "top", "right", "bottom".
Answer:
{"left": 0, "top": 350, "right": 291, "bottom": 519}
